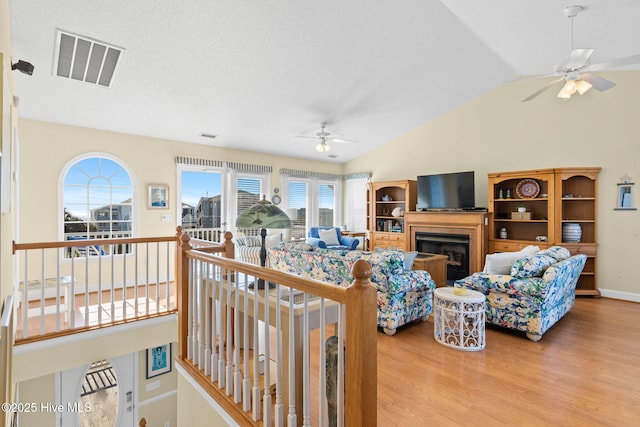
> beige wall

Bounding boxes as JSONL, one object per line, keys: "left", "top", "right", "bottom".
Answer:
{"left": 137, "top": 342, "right": 177, "bottom": 427}
{"left": 15, "top": 321, "right": 177, "bottom": 425}
{"left": 346, "top": 71, "right": 640, "bottom": 299}
{"left": 14, "top": 317, "right": 177, "bottom": 382}
{"left": 177, "top": 370, "right": 237, "bottom": 427}
{"left": 17, "top": 119, "right": 344, "bottom": 243}
{"left": 15, "top": 374, "right": 56, "bottom": 427}
{"left": 1, "top": 0, "right": 18, "bottom": 301}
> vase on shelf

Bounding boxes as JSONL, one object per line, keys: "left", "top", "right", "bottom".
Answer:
{"left": 562, "top": 223, "right": 582, "bottom": 242}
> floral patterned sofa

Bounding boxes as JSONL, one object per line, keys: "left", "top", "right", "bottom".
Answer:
{"left": 268, "top": 242, "right": 435, "bottom": 336}
{"left": 454, "top": 246, "right": 586, "bottom": 341}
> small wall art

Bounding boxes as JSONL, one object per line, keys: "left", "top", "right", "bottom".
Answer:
{"left": 146, "top": 344, "right": 172, "bottom": 378}
{"left": 148, "top": 184, "right": 169, "bottom": 209}
{"left": 615, "top": 174, "right": 636, "bottom": 210}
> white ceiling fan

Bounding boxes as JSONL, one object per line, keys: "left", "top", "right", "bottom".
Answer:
{"left": 522, "top": 5, "right": 640, "bottom": 102}
{"left": 296, "top": 122, "right": 357, "bottom": 153}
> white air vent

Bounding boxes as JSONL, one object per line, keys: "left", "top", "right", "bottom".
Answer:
{"left": 54, "top": 29, "right": 124, "bottom": 87}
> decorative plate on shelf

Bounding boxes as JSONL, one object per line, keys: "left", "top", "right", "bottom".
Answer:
{"left": 515, "top": 179, "right": 540, "bottom": 199}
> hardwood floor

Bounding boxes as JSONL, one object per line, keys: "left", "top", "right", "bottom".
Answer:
{"left": 17, "top": 292, "right": 639, "bottom": 425}
{"left": 375, "top": 297, "right": 640, "bottom": 426}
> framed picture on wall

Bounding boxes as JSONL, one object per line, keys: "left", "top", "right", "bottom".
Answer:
{"left": 616, "top": 182, "right": 636, "bottom": 210}
{"left": 148, "top": 184, "right": 169, "bottom": 209}
{"left": 146, "top": 344, "right": 172, "bottom": 378}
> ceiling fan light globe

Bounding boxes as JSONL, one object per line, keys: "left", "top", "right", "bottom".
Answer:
{"left": 315, "top": 142, "right": 330, "bottom": 153}
{"left": 564, "top": 79, "right": 578, "bottom": 94}
{"left": 557, "top": 87, "right": 572, "bottom": 99}
{"left": 576, "top": 79, "right": 593, "bottom": 95}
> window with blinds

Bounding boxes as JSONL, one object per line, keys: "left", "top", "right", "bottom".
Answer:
{"left": 176, "top": 157, "right": 270, "bottom": 241}
{"left": 287, "top": 180, "right": 308, "bottom": 239}
{"left": 319, "top": 182, "right": 336, "bottom": 227}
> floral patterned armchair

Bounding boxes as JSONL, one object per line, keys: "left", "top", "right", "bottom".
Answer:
{"left": 268, "top": 242, "right": 435, "bottom": 335}
{"left": 454, "top": 246, "right": 586, "bottom": 341}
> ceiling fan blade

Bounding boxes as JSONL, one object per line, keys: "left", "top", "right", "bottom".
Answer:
{"left": 585, "top": 53, "right": 640, "bottom": 72}
{"left": 330, "top": 136, "right": 357, "bottom": 144}
{"left": 579, "top": 73, "right": 616, "bottom": 91}
{"left": 521, "top": 77, "right": 565, "bottom": 102}
{"left": 507, "top": 73, "right": 558, "bottom": 84}
{"left": 555, "top": 49, "right": 594, "bottom": 72}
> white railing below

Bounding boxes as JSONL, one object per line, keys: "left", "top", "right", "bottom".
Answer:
{"left": 13, "top": 235, "right": 177, "bottom": 341}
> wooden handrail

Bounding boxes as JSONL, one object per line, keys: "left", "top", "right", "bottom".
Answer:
{"left": 13, "top": 235, "right": 176, "bottom": 252}
{"left": 176, "top": 230, "right": 378, "bottom": 426}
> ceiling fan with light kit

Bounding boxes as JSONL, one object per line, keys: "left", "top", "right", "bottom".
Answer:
{"left": 297, "top": 122, "right": 357, "bottom": 153}
{"left": 521, "top": 5, "right": 640, "bottom": 102}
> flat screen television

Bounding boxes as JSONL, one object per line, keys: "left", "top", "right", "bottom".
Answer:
{"left": 417, "top": 171, "right": 475, "bottom": 210}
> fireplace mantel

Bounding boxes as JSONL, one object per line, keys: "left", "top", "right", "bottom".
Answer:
{"left": 404, "top": 211, "right": 488, "bottom": 275}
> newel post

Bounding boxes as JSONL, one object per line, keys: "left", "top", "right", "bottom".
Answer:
{"left": 222, "top": 231, "right": 235, "bottom": 259}
{"left": 176, "top": 229, "right": 192, "bottom": 360}
{"left": 345, "top": 259, "right": 377, "bottom": 426}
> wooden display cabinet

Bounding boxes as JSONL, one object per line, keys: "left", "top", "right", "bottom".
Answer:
{"left": 488, "top": 167, "right": 600, "bottom": 296}
{"left": 368, "top": 180, "right": 416, "bottom": 251}
{"left": 554, "top": 167, "right": 601, "bottom": 296}
{"left": 488, "top": 169, "right": 555, "bottom": 251}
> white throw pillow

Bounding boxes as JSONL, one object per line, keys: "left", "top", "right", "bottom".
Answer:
{"left": 483, "top": 246, "right": 539, "bottom": 275}
{"left": 318, "top": 228, "right": 340, "bottom": 246}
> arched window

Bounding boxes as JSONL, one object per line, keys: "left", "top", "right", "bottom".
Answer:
{"left": 62, "top": 155, "right": 134, "bottom": 256}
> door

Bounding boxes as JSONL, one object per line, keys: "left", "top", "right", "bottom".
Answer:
{"left": 58, "top": 352, "right": 135, "bottom": 427}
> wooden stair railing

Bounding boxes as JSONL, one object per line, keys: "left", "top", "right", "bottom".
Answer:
{"left": 176, "top": 231, "right": 377, "bottom": 427}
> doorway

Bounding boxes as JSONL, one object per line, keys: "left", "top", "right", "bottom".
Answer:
{"left": 58, "top": 353, "right": 135, "bottom": 427}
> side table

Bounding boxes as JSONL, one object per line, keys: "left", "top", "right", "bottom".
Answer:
{"left": 413, "top": 253, "right": 448, "bottom": 287}
{"left": 433, "top": 287, "right": 485, "bottom": 351}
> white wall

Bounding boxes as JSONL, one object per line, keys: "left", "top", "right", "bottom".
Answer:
{"left": 346, "top": 70, "right": 640, "bottom": 298}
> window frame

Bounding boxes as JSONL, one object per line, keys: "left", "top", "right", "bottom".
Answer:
{"left": 59, "top": 152, "right": 137, "bottom": 258}
{"left": 281, "top": 174, "right": 342, "bottom": 235}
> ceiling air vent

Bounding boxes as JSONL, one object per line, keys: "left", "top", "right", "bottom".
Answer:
{"left": 54, "top": 29, "right": 124, "bottom": 87}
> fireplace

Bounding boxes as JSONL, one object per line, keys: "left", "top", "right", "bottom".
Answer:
{"left": 415, "top": 232, "right": 470, "bottom": 282}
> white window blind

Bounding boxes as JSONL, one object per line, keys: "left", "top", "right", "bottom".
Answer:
{"left": 319, "top": 182, "right": 336, "bottom": 227}
{"left": 345, "top": 174, "right": 370, "bottom": 232}
{"left": 287, "top": 180, "right": 308, "bottom": 239}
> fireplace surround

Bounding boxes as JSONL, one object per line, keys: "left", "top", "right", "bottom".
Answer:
{"left": 404, "top": 211, "right": 488, "bottom": 280}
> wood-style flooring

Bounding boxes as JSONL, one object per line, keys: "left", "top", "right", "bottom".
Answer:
{"left": 18, "top": 293, "right": 640, "bottom": 426}
{"left": 374, "top": 297, "right": 640, "bottom": 426}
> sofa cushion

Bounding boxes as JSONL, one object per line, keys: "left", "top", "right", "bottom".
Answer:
{"left": 343, "top": 250, "right": 405, "bottom": 283}
{"left": 318, "top": 228, "right": 340, "bottom": 246}
{"left": 483, "top": 245, "right": 539, "bottom": 275}
{"left": 374, "top": 247, "right": 418, "bottom": 270}
{"left": 538, "top": 246, "right": 571, "bottom": 262}
{"left": 276, "top": 241, "right": 316, "bottom": 252}
{"left": 236, "top": 236, "right": 261, "bottom": 247}
{"left": 511, "top": 253, "right": 557, "bottom": 278}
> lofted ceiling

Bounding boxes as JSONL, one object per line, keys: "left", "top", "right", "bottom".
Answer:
{"left": 9, "top": 1, "right": 640, "bottom": 163}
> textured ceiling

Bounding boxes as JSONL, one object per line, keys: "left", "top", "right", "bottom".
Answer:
{"left": 9, "top": 1, "right": 640, "bottom": 163}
